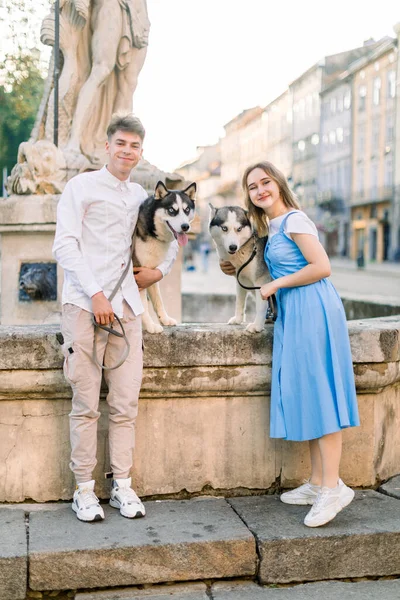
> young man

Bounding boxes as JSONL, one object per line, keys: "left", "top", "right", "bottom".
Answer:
{"left": 53, "top": 113, "right": 178, "bottom": 522}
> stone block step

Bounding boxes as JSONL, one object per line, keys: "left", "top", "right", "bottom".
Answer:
{"left": 75, "top": 579, "right": 400, "bottom": 599}
{"left": 228, "top": 490, "right": 400, "bottom": 584}
{"left": 28, "top": 498, "right": 256, "bottom": 591}
{"left": 0, "top": 509, "right": 27, "bottom": 600}
{"left": 212, "top": 580, "right": 400, "bottom": 599}
{"left": 380, "top": 474, "right": 400, "bottom": 499}
{"left": 76, "top": 583, "right": 209, "bottom": 599}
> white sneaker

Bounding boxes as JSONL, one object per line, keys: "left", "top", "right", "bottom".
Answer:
{"left": 72, "top": 480, "right": 105, "bottom": 522}
{"left": 280, "top": 480, "right": 320, "bottom": 505}
{"left": 304, "top": 479, "right": 355, "bottom": 527}
{"left": 109, "top": 477, "right": 145, "bottom": 519}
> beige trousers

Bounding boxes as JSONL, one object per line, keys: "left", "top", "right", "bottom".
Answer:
{"left": 61, "top": 301, "right": 143, "bottom": 484}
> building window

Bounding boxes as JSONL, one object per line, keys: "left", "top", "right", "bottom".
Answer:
{"left": 388, "top": 70, "right": 396, "bottom": 99}
{"left": 373, "top": 77, "right": 381, "bottom": 106}
{"left": 330, "top": 97, "right": 337, "bottom": 114}
{"left": 386, "top": 112, "right": 394, "bottom": 143}
{"left": 357, "top": 164, "right": 364, "bottom": 195}
{"left": 336, "top": 127, "right": 344, "bottom": 143}
{"left": 371, "top": 119, "right": 380, "bottom": 150}
{"left": 344, "top": 90, "right": 351, "bottom": 109}
{"left": 370, "top": 161, "right": 378, "bottom": 197}
{"left": 357, "top": 123, "right": 365, "bottom": 157}
{"left": 329, "top": 130, "right": 336, "bottom": 145}
{"left": 311, "top": 134, "right": 319, "bottom": 145}
{"left": 306, "top": 94, "right": 313, "bottom": 117}
{"left": 359, "top": 85, "right": 367, "bottom": 111}
{"left": 384, "top": 153, "right": 393, "bottom": 187}
{"left": 337, "top": 95, "right": 344, "bottom": 112}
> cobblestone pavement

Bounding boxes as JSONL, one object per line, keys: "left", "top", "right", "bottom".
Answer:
{"left": 182, "top": 251, "right": 400, "bottom": 305}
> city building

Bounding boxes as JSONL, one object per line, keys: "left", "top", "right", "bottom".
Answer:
{"left": 351, "top": 37, "right": 397, "bottom": 262}
{"left": 291, "top": 45, "right": 377, "bottom": 228}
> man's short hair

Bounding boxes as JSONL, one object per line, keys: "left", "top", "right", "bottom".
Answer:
{"left": 107, "top": 113, "right": 145, "bottom": 141}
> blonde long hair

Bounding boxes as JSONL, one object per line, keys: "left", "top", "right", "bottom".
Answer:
{"left": 242, "top": 161, "right": 300, "bottom": 237}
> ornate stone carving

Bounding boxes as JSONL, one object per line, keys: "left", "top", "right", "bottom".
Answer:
{"left": 6, "top": 141, "right": 67, "bottom": 195}
{"left": 32, "top": 0, "right": 150, "bottom": 167}
{"left": 19, "top": 263, "right": 57, "bottom": 301}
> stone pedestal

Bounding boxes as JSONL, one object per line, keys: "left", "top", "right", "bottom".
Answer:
{"left": 0, "top": 194, "right": 182, "bottom": 325}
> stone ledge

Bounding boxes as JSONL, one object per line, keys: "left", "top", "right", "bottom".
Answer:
{"left": 228, "top": 491, "right": 400, "bottom": 584}
{"left": 0, "top": 318, "right": 399, "bottom": 387}
{"left": 29, "top": 499, "right": 256, "bottom": 591}
{"left": 0, "top": 509, "right": 27, "bottom": 600}
{"left": 0, "top": 194, "right": 58, "bottom": 226}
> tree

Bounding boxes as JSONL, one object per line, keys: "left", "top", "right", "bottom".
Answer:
{"left": 0, "top": 50, "right": 45, "bottom": 192}
{"left": 0, "top": 0, "right": 49, "bottom": 193}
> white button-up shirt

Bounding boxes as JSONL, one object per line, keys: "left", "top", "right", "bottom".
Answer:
{"left": 53, "top": 166, "right": 178, "bottom": 317}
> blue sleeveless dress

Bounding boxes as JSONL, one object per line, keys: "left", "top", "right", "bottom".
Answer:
{"left": 264, "top": 211, "right": 359, "bottom": 441}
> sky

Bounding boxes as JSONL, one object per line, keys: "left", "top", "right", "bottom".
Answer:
{"left": 133, "top": 0, "right": 400, "bottom": 172}
{"left": 2, "top": 0, "right": 400, "bottom": 172}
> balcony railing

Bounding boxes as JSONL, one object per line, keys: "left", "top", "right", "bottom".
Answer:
{"left": 317, "top": 190, "right": 346, "bottom": 213}
{"left": 351, "top": 186, "right": 394, "bottom": 205}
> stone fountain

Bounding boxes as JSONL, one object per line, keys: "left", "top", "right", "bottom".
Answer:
{"left": 0, "top": 0, "right": 184, "bottom": 325}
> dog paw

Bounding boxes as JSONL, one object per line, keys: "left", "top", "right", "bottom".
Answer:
{"left": 143, "top": 322, "right": 164, "bottom": 334}
{"left": 159, "top": 317, "right": 177, "bottom": 327}
{"left": 245, "top": 322, "right": 264, "bottom": 333}
{"left": 228, "top": 316, "right": 244, "bottom": 325}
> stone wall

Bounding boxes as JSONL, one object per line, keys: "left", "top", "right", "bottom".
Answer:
{"left": 0, "top": 317, "right": 399, "bottom": 502}
{"left": 182, "top": 292, "right": 400, "bottom": 323}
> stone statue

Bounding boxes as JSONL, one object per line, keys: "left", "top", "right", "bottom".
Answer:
{"left": 6, "top": 0, "right": 183, "bottom": 197}
{"left": 31, "top": 0, "right": 150, "bottom": 169}
{"left": 7, "top": 140, "right": 66, "bottom": 195}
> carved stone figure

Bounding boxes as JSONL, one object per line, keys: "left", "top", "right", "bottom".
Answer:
{"left": 7, "top": 140, "right": 67, "bottom": 195}
{"left": 19, "top": 263, "right": 57, "bottom": 301}
{"left": 32, "top": 0, "right": 150, "bottom": 168}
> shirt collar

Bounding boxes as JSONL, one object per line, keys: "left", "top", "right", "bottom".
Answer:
{"left": 99, "top": 165, "right": 130, "bottom": 189}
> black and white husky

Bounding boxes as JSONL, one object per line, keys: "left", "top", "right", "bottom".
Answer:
{"left": 133, "top": 181, "right": 196, "bottom": 333}
{"left": 209, "top": 204, "right": 272, "bottom": 333}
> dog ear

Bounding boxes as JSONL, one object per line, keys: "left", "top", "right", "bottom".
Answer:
{"left": 183, "top": 182, "right": 196, "bottom": 200}
{"left": 208, "top": 203, "right": 217, "bottom": 219}
{"left": 154, "top": 181, "right": 169, "bottom": 200}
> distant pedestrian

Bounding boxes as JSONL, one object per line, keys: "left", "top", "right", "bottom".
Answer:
{"left": 220, "top": 161, "right": 360, "bottom": 527}
{"left": 199, "top": 240, "right": 211, "bottom": 272}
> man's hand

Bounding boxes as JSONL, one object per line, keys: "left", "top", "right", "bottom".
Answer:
{"left": 219, "top": 260, "right": 236, "bottom": 276}
{"left": 134, "top": 267, "right": 163, "bottom": 292}
{"left": 92, "top": 291, "right": 114, "bottom": 325}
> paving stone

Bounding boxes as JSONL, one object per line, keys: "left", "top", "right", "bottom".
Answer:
{"left": 29, "top": 499, "right": 256, "bottom": 591}
{"left": 212, "top": 579, "right": 400, "bottom": 599}
{"left": 76, "top": 582, "right": 208, "bottom": 599}
{"left": 379, "top": 475, "right": 400, "bottom": 500}
{"left": 0, "top": 509, "right": 27, "bottom": 600}
{"left": 228, "top": 490, "right": 400, "bottom": 584}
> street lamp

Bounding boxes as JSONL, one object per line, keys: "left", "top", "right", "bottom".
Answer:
{"left": 53, "top": 0, "right": 60, "bottom": 147}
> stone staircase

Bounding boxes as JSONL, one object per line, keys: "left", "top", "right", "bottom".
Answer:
{"left": 1, "top": 478, "right": 400, "bottom": 600}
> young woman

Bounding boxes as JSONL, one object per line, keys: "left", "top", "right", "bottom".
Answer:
{"left": 221, "top": 161, "right": 359, "bottom": 527}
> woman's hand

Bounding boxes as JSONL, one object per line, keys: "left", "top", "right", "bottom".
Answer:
{"left": 260, "top": 280, "right": 279, "bottom": 300}
{"left": 219, "top": 260, "right": 236, "bottom": 276}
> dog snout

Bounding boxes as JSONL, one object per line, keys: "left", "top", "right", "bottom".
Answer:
{"left": 181, "top": 223, "right": 190, "bottom": 232}
{"left": 228, "top": 244, "right": 238, "bottom": 253}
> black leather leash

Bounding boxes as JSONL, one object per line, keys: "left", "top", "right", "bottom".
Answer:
{"left": 236, "top": 235, "right": 278, "bottom": 322}
{"left": 91, "top": 235, "right": 138, "bottom": 370}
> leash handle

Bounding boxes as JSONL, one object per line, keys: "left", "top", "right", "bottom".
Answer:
{"left": 92, "top": 313, "right": 131, "bottom": 371}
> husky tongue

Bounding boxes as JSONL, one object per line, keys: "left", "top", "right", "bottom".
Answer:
{"left": 177, "top": 232, "right": 188, "bottom": 246}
